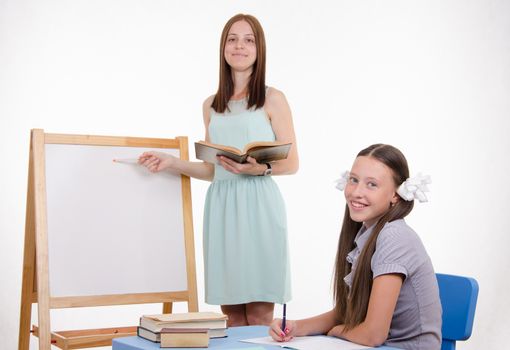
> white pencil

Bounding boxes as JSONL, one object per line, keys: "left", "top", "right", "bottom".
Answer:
{"left": 112, "top": 158, "right": 139, "bottom": 164}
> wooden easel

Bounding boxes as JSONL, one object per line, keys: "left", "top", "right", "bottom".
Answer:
{"left": 18, "top": 129, "right": 199, "bottom": 350}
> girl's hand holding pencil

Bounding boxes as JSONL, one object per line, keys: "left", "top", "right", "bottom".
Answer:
{"left": 269, "top": 318, "right": 296, "bottom": 342}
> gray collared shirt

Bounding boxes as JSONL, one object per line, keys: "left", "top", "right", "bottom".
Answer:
{"left": 344, "top": 219, "right": 442, "bottom": 350}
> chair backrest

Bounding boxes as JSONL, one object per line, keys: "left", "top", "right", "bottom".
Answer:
{"left": 436, "top": 273, "right": 479, "bottom": 350}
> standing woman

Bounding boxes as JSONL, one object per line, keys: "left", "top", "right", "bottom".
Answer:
{"left": 139, "top": 14, "right": 298, "bottom": 326}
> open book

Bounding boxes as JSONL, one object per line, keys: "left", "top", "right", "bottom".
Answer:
{"left": 195, "top": 140, "right": 292, "bottom": 164}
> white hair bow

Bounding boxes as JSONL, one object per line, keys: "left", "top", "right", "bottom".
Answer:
{"left": 397, "top": 173, "right": 432, "bottom": 203}
{"left": 334, "top": 171, "right": 350, "bottom": 191}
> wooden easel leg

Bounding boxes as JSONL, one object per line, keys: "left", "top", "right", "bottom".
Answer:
{"left": 187, "top": 294, "right": 199, "bottom": 313}
{"left": 32, "top": 129, "right": 52, "bottom": 350}
{"left": 163, "top": 302, "right": 173, "bottom": 314}
{"left": 177, "top": 137, "right": 199, "bottom": 313}
{"left": 19, "top": 137, "right": 36, "bottom": 350}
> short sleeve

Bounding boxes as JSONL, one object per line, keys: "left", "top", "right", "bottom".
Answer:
{"left": 371, "top": 222, "right": 424, "bottom": 279}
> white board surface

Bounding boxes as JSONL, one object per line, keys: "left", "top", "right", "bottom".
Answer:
{"left": 44, "top": 144, "right": 187, "bottom": 297}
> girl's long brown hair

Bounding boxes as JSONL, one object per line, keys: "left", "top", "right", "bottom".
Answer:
{"left": 333, "top": 144, "right": 414, "bottom": 329}
{"left": 211, "top": 14, "right": 266, "bottom": 113}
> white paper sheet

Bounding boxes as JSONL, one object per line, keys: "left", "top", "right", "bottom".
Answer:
{"left": 241, "top": 336, "right": 371, "bottom": 350}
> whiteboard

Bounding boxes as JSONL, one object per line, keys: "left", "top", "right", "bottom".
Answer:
{"left": 44, "top": 144, "right": 187, "bottom": 297}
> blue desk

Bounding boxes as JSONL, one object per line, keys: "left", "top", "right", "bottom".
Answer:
{"left": 112, "top": 325, "right": 399, "bottom": 349}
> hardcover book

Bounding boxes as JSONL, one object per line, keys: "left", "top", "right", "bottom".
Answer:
{"left": 137, "top": 326, "right": 227, "bottom": 342}
{"left": 140, "top": 312, "right": 228, "bottom": 333}
{"left": 160, "top": 328, "right": 209, "bottom": 348}
{"left": 195, "top": 140, "right": 291, "bottom": 164}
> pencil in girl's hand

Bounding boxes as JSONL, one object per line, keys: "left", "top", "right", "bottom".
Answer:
{"left": 112, "top": 158, "right": 139, "bottom": 164}
{"left": 281, "top": 303, "right": 287, "bottom": 332}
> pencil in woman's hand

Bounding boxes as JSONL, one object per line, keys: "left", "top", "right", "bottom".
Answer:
{"left": 113, "top": 158, "right": 139, "bottom": 164}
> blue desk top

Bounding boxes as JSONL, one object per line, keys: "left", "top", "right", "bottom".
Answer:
{"left": 112, "top": 325, "right": 399, "bottom": 349}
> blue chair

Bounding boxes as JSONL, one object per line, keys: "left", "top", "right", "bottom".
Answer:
{"left": 436, "top": 273, "right": 479, "bottom": 350}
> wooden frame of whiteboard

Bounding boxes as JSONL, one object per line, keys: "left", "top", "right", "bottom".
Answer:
{"left": 18, "top": 129, "right": 199, "bottom": 350}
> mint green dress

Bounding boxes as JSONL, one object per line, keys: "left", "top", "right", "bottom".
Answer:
{"left": 203, "top": 98, "right": 291, "bottom": 305}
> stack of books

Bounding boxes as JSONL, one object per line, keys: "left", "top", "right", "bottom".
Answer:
{"left": 137, "top": 312, "right": 228, "bottom": 344}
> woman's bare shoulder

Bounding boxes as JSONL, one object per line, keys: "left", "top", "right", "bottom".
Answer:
{"left": 203, "top": 94, "right": 215, "bottom": 109}
{"left": 202, "top": 94, "right": 215, "bottom": 123}
{"left": 265, "top": 87, "right": 290, "bottom": 115}
{"left": 266, "top": 86, "right": 286, "bottom": 104}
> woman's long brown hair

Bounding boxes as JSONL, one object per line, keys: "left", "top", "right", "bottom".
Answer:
{"left": 211, "top": 14, "right": 266, "bottom": 113}
{"left": 333, "top": 144, "right": 415, "bottom": 330}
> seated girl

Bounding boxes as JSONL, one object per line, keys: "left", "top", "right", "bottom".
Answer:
{"left": 269, "top": 144, "right": 441, "bottom": 350}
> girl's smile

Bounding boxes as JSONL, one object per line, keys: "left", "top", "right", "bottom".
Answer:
{"left": 349, "top": 200, "right": 369, "bottom": 210}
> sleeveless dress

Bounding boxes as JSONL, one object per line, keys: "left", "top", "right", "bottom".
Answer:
{"left": 203, "top": 98, "right": 291, "bottom": 305}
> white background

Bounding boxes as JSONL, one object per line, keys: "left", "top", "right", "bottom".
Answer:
{"left": 1, "top": 0, "right": 509, "bottom": 349}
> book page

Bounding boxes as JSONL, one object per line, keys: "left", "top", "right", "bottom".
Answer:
{"left": 196, "top": 141, "right": 243, "bottom": 155}
{"left": 195, "top": 142, "right": 246, "bottom": 164}
{"left": 243, "top": 140, "right": 290, "bottom": 153}
{"left": 247, "top": 143, "right": 291, "bottom": 163}
{"left": 241, "top": 336, "right": 370, "bottom": 350}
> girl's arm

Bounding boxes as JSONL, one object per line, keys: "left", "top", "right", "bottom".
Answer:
{"left": 218, "top": 87, "right": 299, "bottom": 176}
{"left": 327, "top": 274, "right": 403, "bottom": 347}
{"left": 269, "top": 309, "right": 338, "bottom": 342}
{"left": 138, "top": 97, "right": 215, "bottom": 181}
